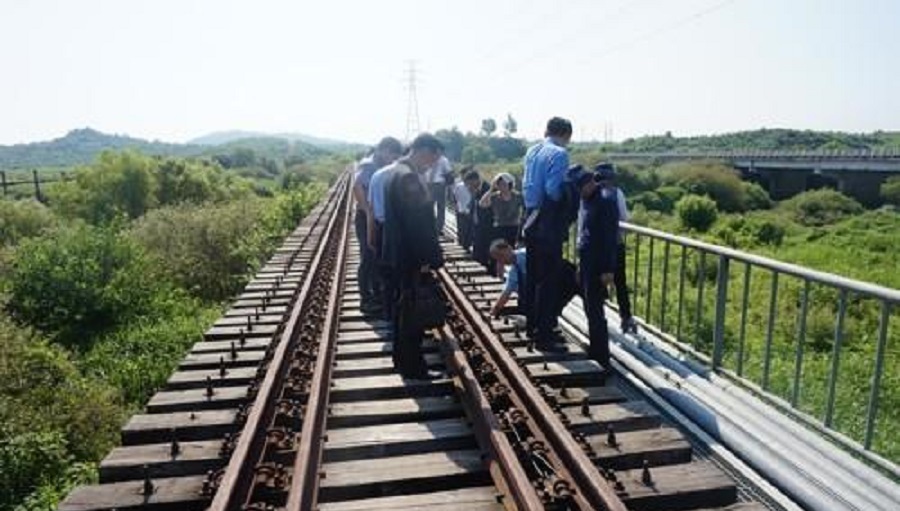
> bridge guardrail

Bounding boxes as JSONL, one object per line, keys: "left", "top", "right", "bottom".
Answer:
{"left": 569, "top": 221, "right": 898, "bottom": 469}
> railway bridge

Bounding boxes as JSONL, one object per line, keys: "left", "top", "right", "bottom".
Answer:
{"left": 58, "top": 171, "right": 899, "bottom": 511}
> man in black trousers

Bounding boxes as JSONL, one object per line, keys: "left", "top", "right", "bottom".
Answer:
{"left": 382, "top": 133, "right": 445, "bottom": 379}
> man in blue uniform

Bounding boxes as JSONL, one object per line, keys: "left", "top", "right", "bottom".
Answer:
{"left": 353, "top": 137, "right": 402, "bottom": 314}
{"left": 576, "top": 163, "right": 620, "bottom": 366}
{"left": 521, "top": 117, "right": 574, "bottom": 351}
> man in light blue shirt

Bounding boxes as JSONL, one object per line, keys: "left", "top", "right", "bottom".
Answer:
{"left": 521, "top": 117, "right": 574, "bottom": 352}
{"left": 354, "top": 137, "right": 402, "bottom": 313}
{"left": 488, "top": 238, "right": 579, "bottom": 325}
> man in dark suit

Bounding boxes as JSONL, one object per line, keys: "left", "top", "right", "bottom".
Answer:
{"left": 382, "top": 133, "right": 445, "bottom": 379}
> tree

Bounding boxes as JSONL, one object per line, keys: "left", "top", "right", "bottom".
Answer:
{"left": 481, "top": 118, "right": 497, "bottom": 137}
{"left": 676, "top": 194, "right": 718, "bottom": 232}
{"left": 435, "top": 127, "right": 465, "bottom": 162}
{"left": 462, "top": 141, "right": 495, "bottom": 164}
{"left": 503, "top": 114, "right": 518, "bottom": 137}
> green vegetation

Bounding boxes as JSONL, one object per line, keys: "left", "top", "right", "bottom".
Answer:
{"left": 0, "top": 149, "right": 329, "bottom": 510}
{"left": 595, "top": 128, "right": 900, "bottom": 153}
{"left": 675, "top": 194, "right": 718, "bottom": 232}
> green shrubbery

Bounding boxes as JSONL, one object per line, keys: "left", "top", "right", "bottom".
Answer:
{"left": 676, "top": 194, "right": 719, "bottom": 232}
{"left": 0, "top": 149, "right": 327, "bottom": 510}
{"left": 780, "top": 189, "right": 864, "bottom": 226}
{"left": 0, "top": 199, "right": 57, "bottom": 246}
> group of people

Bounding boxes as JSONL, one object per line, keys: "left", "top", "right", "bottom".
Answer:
{"left": 513, "top": 117, "right": 636, "bottom": 365}
{"left": 451, "top": 169, "right": 523, "bottom": 276}
{"left": 352, "top": 118, "right": 636, "bottom": 380}
{"left": 353, "top": 134, "right": 446, "bottom": 379}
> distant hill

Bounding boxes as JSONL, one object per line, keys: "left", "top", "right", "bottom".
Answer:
{"left": 0, "top": 128, "right": 206, "bottom": 169}
{"left": 0, "top": 128, "right": 341, "bottom": 170}
{"left": 190, "top": 130, "right": 365, "bottom": 152}
{"left": 606, "top": 129, "right": 900, "bottom": 153}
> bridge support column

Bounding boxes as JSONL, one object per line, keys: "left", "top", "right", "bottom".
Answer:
{"left": 826, "top": 171, "right": 887, "bottom": 207}
{"left": 760, "top": 169, "right": 811, "bottom": 200}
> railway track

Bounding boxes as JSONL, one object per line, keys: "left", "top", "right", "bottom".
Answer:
{"left": 60, "top": 172, "right": 774, "bottom": 511}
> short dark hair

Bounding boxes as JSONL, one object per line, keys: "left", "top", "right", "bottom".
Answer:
{"left": 546, "top": 117, "right": 573, "bottom": 138}
{"left": 489, "top": 238, "right": 511, "bottom": 253}
{"left": 376, "top": 136, "right": 403, "bottom": 154}
{"left": 409, "top": 133, "right": 444, "bottom": 153}
{"left": 463, "top": 168, "right": 480, "bottom": 182}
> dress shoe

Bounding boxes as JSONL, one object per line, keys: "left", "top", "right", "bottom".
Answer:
{"left": 402, "top": 369, "right": 444, "bottom": 380}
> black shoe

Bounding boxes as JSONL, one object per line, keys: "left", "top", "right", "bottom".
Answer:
{"left": 621, "top": 317, "right": 638, "bottom": 334}
{"left": 402, "top": 369, "right": 444, "bottom": 380}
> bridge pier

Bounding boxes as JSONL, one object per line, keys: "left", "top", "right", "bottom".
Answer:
{"left": 758, "top": 169, "right": 811, "bottom": 200}
{"left": 824, "top": 171, "right": 887, "bottom": 207}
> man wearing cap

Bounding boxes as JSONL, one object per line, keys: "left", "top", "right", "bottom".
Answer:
{"left": 354, "top": 137, "right": 403, "bottom": 315}
{"left": 576, "top": 163, "right": 620, "bottom": 366}
{"left": 521, "top": 117, "right": 574, "bottom": 351}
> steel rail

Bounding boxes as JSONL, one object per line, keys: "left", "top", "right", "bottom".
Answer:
{"left": 286, "top": 169, "right": 353, "bottom": 511}
{"left": 438, "top": 326, "right": 545, "bottom": 511}
{"left": 437, "top": 266, "right": 629, "bottom": 511}
{"left": 207, "top": 174, "right": 351, "bottom": 511}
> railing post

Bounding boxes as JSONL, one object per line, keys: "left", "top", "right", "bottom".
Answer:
{"left": 712, "top": 255, "right": 730, "bottom": 369}
{"left": 864, "top": 302, "right": 891, "bottom": 449}
{"left": 1, "top": 170, "right": 6, "bottom": 197}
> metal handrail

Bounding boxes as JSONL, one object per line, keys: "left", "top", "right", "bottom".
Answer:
{"left": 615, "top": 221, "right": 896, "bottom": 455}
{"left": 622, "top": 222, "right": 900, "bottom": 304}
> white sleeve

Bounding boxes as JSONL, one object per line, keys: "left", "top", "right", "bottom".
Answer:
{"left": 617, "top": 189, "right": 630, "bottom": 222}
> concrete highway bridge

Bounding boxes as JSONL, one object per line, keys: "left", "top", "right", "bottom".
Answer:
{"left": 606, "top": 150, "right": 900, "bottom": 206}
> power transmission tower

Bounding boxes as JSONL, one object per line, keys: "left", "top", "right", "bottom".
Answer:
{"left": 404, "top": 61, "right": 421, "bottom": 141}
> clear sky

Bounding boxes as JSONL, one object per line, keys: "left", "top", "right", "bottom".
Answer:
{"left": 1, "top": 0, "right": 897, "bottom": 145}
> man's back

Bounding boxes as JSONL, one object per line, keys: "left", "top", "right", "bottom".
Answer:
{"left": 522, "top": 139, "right": 568, "bottom": 210}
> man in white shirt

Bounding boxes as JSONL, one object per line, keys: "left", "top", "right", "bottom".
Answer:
{"left": 450, "top": 175, "right": 473, "bottom": 250}
{"left": 427, "top": 154, "right": 453, "bottom": 234}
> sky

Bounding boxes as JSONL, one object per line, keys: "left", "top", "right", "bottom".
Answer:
{"left": 1, "top": 0, "right": 898, "bottom": 145}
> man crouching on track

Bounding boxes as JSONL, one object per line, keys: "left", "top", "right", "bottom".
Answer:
{"left": 488, "top": 239, "right": 579, "bottom": 327}
{"left": 381, "top": 133, "right": 446, "bottom": 380}
{"left": 575, "top": 163, "right": 620, "bottom": 367}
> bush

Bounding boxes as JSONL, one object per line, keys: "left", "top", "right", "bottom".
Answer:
{"left": 662, "top": 161, "right": 750, "bottom": 212}
{"left": 0, "top": 320, "right": 122, "bottom": 509}
{"left": 0, "top": 199, "right": 57, "bottom": 246}
{"left": 6, "top": 224, "right": 170, "bottom": 345}
{"left": 676, "top": 194, "right": 718, "bottom": 232}
{"left": 81, "top": 304, "right": 220, "bottom": 404}
{"left": 713, "top": 216, "right": 786, "bottom": 248}
{"left": 881, "top": 176, "right": 900, "bottom": 206}
{"left": 50, "top": 151, "right": 256, "bottom": 224}
{"left": 130, "top": 186, "right": 320, "bottom": 302}
{"left": 50, "top": 151, "right": 159, "bottom": 223}
{"left": 744, "top": 182, "right": 774, "bottom": 210}
{"left": 781, "top": 189, "right": 864, "bottom": 226}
